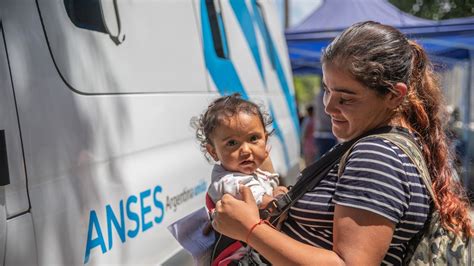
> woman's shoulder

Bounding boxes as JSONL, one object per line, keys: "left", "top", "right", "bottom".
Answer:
{"left": 344, "top": 134, "right": 421, "bottom": 179}
{"left": 350, "top": 135, "right": 401, "bottom": 158}
{"left": 345, "top": 134, "right": 422, "bottom": 182}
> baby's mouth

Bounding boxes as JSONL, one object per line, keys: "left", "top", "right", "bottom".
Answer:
{"left": 240, "top": 160, "right": 254, "bottom": 166}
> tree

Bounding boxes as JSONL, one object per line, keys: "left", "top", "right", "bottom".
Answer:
{"left": 293, "top": 75, "right": 320, "bottom": 114}
{"left": 389, "top": 0, "right": 474, "bottom": 20}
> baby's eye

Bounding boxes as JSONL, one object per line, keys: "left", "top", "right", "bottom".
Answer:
{"left": 226, "top": 140, "right": 237, "bottom": 147}
{"left": 250, "top": 135, "right": 260, "bottom": 142}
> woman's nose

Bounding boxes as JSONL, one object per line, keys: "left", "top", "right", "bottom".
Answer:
{"left": 324, "top": 92, "right": 337, "bottom": 115}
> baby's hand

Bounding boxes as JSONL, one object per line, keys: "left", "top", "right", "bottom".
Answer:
{"left": 259, "top": 194, "right": 274, "bottom": 209}
{"left": 273, "top": 186, "right": 288, "bottom": 197}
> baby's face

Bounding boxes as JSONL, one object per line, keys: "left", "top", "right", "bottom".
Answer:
{"left": 206, "top": 112, "right": 268, "bottom": 174}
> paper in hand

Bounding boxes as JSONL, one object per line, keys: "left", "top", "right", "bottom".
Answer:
{"left": 167, "top": 207, "right": 215, "bottom": 265}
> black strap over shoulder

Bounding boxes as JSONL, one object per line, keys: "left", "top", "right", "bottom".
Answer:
{"left": 263, "top": 126, "right": 409, "bottom": 222}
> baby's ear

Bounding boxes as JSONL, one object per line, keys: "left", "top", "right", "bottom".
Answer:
{"left": 265, "top": 143, "right": 271, "bottom": 158}
{"left": 206, "top": 144, "right": 218, "bottom": 162}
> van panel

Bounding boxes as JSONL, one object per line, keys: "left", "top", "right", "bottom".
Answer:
{"left": 0, "top": 25, "right": 29, "bottom": 218}
{"left": 36, "top": 0, "right": 208, "bottom": 94}
{"left": 0, "top": 0, "right": 299, "bottom": 264}
{"left": 4, "top": 213, "right": 37, "bottom": 266}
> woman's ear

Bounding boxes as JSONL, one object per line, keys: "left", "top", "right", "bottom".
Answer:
{"left": 206, "top": 143, "right": 218, "bottom": 161}
{"left": 387, "top": 82, "right": 407, "bottom": 109}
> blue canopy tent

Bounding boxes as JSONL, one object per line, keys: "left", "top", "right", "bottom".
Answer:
{"left": 285, "top": 0, "right": 474, "bottom": 191}
{"left": 285, "top": 0, "right": 474, "bottom": 74}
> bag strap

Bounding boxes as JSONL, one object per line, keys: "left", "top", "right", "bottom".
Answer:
{"left": 375, "top": 133, "right": 434, "bottom": 200}
{"left": 338, "top": 132, "right": 473, "bottom": 265}
{"left": 355, "top": 133, "right": 443, "bottom": 265}
{"left": 262, "top": 126, "right": 402, "bottom": 221}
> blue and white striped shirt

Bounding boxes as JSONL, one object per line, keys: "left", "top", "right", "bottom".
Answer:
{"left": 281, "top": 136, "right": 430, "bottom": 265}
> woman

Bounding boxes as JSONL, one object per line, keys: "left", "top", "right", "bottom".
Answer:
{"left": 211, "top": 21, "right": 473, "bottom": 265}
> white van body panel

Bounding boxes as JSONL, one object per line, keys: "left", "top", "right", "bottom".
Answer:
{"left": 5, "top": 213, "right": 37, "bottom": 265}
{"left": 0, "top": 11, "right": 29, "bottom": 219}
{"left": 0, "top": 0, "right": 299, "bottom": 265}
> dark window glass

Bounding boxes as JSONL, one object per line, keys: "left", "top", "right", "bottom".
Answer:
{"left": 64, "top": 0, "right": 107, "bottom": 33}
{"left": 205, "top": 0, "right": 229, "bottom": 59}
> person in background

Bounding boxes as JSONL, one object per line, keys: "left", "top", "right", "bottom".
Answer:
{"left": 446, "top": 107, "right": 465, "bottom": 169}
{"left": 313, "top": 88, "right": 337, "bottom": 159}
{"left": 300, "top": 105, "right": 316, "bottom": 166}
{"left": 210, "top": 21, "right": 473, "bottom": 265}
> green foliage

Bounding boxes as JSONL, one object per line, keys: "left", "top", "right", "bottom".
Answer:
{"left": 389, "top": 0, "right": 474, "bottom": 20}
{"left": 293, "top": 75, "right": 320, "bottom": 113}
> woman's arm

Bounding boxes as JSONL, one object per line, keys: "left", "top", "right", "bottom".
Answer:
{"left": 332, "top": 205, "right": 395, "bottom": 265}
{"left": 213, "top": 186, "right": 395, "bottom": 265}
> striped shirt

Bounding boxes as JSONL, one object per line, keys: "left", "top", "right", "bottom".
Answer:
{"left": 281, "top": 136, "right": 430, "bottom": 265}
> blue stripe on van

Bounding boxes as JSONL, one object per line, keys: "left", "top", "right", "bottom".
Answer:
{"left": 269, "top": 104, "right": 290, "bottom": 167}
{"left": 227, "top": 1, "right": 291, "bottom": 169}
{"left": 201, "top": 0, "right": 291, "bottom": 169}
{"left": 200, "top": 0, "right": 247, "bottom": 98}
{"left": 249, "top": 0, "right": 300, "bottom": 136}
{"left": 229, "top": 0, "right": 265, "bottom": 84}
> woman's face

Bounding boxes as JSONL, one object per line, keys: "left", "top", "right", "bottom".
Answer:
{"left": 322, "top": 63, "right": 395, "bottom": 141}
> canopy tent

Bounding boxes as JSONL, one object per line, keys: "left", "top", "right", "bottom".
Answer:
{"left": 285, "top": 0, "right": 474, "bottom": 75}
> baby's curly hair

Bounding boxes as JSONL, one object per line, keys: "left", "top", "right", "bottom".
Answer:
{"left": 191, "top": 93, "right": 273, "bottom": 161}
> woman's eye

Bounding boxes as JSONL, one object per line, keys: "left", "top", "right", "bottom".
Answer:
{"left": 339, "top": 97, "right": 351, "bottom": 105}
{"left": 322, "top": 89, "right": 330, "bottom": 105}
{"left": 226, "top": 140, "right": 237, "bottom": 147}
{"left": 322, "top": 86, "right": 329, "bottom": 94}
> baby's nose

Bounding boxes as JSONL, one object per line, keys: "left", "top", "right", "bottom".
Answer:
{"left": 240, "top": 143, "right": 251, "bottom": 154}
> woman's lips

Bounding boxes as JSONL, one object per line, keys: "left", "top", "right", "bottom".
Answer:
{"left": 332, "top": 118, "right": 347, "bottom": 125}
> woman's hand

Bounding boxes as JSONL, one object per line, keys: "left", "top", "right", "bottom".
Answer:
{"left": 212, "top": 186, "right": 260, "bottom": 241}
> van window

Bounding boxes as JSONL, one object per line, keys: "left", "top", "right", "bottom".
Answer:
{"left": 205, "top": 0, "right": 229, "bottom": 59}
{"left": 64, "top": 0, "right": 107, "bottom": 33}
{"left": 37, "top": 0, "right": 208, "bottom": 94}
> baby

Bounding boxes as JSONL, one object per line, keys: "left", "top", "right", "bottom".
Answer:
{"left": 192, "top": 93, "right": 287, "bottom": 210}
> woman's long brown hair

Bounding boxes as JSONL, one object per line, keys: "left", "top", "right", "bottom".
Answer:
{"left": 406, "top": 40, "right": 473, "bottom": 237}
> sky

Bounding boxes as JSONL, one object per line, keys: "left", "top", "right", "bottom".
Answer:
{"left": 276, "top": 0, "right": 322, "bottom": 28}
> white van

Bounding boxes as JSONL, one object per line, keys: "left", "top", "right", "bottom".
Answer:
{"left": 0, "top": 0, "right": 299, "bottom": 264}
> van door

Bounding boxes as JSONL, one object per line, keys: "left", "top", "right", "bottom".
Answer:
{"left": 0, "top": 24, "right": 33, "bottom": 264}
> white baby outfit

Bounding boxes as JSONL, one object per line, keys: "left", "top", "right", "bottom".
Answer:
{"left": 207, "top": 164, "right": 279, "bottom": 206}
